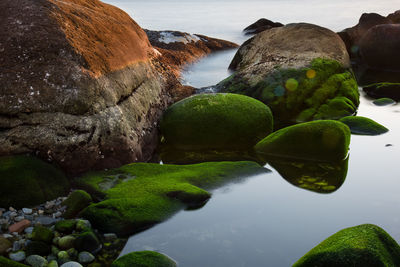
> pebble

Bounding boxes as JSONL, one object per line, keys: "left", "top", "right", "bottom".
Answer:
{"left": 8, "top": 219, "right": 31, "bottom": 233}
{"left": 14, "top": 216, "right": 25, "bottom": 222}
{"left": 9, "top": 212, "right": 17, "bottom": 219}
{"left": 34, "top": 216, "right": 58, "bottom": 226}
{"left": 25, "top": 226, "right": 34, "bottom": 234}
{"left": 53, "top": 211, "right": 62, "bottom": 218}
{"left": 103, "top": 233, "right": 117, "bottom": 241}
{"left": 58, "top": 235, "right": 76, "bottom": 250}
{"left": 61, "top": 262, "right": 83, "bottom": 267}
{"left": 9, "top": 207, "right": 16, "bottom": 212}
{"left": 48, "top": 260, "right": 59, "bottom": 267}
{"left": 78, "top": 251, "right": 95, "bottom": 264}
{"left": 9, "top": 250, "right": 26, "bottom": 262}
{"left": 26, "top": 255, "right": 48, "bottom": 267}
{"left": 12, "top": 241, "right": 21, "bottom": 251}
{"left": 22, "top": 208, "right": 33, "bottom": 215}
{"left": 2, "top": 234, "right": 13, "bottom": 239}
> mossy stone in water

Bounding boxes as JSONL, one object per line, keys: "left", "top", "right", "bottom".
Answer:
{"left": 0, "top": 256, "right": 29, "bottom": 267}
{"left": 373, "top": 98, "right": 396, "bottom": 106}
{"left": 111, "top": 251, "right": 176, "bottom": 267}
{"left": 160, "top": 93, "right": 273, "bottom": 150}
{"left": 339, "top": 116, "right": 388, "bottom": 135}
{"left": 31, "top": 225, "right": 54, "bottom": 244}
{"left": 255, "top": 120, "right": 351, "bottom": 162}
{"left": 78, "top": 162, "right": 266, "bottom": 236}
{"left": 62, "top": 190, "right": 92, "bottom": 219}
{"left": 0, "top": 155, "right": 70, "bottom": 209}
{"left": 293, "top": 224, "right": 400, "bottom": 267}
{"left": 363, "top": 82, "right": 400, "bottom": 101}
{"left": 55, "top": 220, "right": 77, "bottom": 234}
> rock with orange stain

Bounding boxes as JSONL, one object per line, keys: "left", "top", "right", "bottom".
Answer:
{"left": 8, "top": 219, "right": 31, "bottom": 234}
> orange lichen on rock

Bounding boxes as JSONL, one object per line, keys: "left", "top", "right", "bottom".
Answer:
{"left": 49, "top": 0, "right": 153, "bottom": 76}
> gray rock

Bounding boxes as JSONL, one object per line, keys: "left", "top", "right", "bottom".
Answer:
{"left": 78, "top": 251, "right": 95, "bottom": 264}
{"left": 9, "top": 250, "right": 26, "bottom": 262}
{"left": 14, "top": 216, "right": 25, "bottom": 222}
{"left": 25, "top": 227, "right": 34, "bottom": 234}
{"left": 22, "top": 208, "right": 33, "bottom": 215}
{"left": 34, "top": 216, "right": 58, "bottom": 226}
{"left": 26, "top": 255, "right": 48, "bottom": 267}
{"left": 12, "top": 241, "right": 20, "bottom": 251}
{"left": 103, "top": 233, "right": 117, "bottom": 241}
{"left": 61, "top": 262, "right": 83, "bottom": 267}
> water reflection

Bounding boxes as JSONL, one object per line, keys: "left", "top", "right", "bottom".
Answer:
{"left": 267, "top": 157, "right": 349, "bottom": 194}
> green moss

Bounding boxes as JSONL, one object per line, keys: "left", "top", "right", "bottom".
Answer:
{"left": 293, "top": 224, "right": 400, "bottom": 267}
{"left": 78, "top": 161, "right": 266, "bottom": 236}
{"left": 219, "top": 58, "right": 359, "bottom": 128}
{"left": 74, "top": 231, "right": 101, "bottom": 253}
{"left": 339, "top": 116, "right": 388, "bottom": 135}
{"left": 160, "top": 93, "right": 273, "bottom": 151}
{"left": 255, "top": 120, "right": 351, "bottom": 162}
{"left": 0, "top": 256, "right": 29, "bottom": 267}
{"left": 268, "top": 157, "right": 348, "bottom": 194}
{"left": 0, "top": 155, "right": 70, "bottom": 209}
{"left": 363, "top": 82, "right": 400, "bottom": 101}
{"left": 55, "top": 220, "right": 77, "bottom": 234}
{"left": 62, "top": 190, "right": 92, "bottom": 218}
{"left": 111, "top": 251, "right": 176, "bottom": 267}
{"left": 372, "top": 98, "right": 396, "bottom": 106}
{"left": 31, "top": 225, "right": 54, "bottom": 244}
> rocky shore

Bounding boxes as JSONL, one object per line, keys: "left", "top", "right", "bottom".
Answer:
{"left": 1, "top": 0, "right": 400, "bottom": 266}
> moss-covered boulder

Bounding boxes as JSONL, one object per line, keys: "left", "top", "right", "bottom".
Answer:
{"left": 255, "top": 120, "right": 351, "bottom": 162}
{"left": 219, "top": 58, "right": 359, "bottom": 128}
{"left": 74, "top": 231, "right": 101, "bottom": 253}
{"left": 78, "top": 162, "right": 266, "bottom": 236}
{"left": 111, "top": 251, "right": 176, "bottom": 267}
{"left": 363, "top": 82, "right": 400, "bottom": 101}
{"left": 293, "top": 224, "right": 400, "bottom": 267}
{"left": 31, "top": 226, "right": 54, "bottom": 244}
{"left": 62, "top": 190, "right": 92, "bottom": 219}
{"left": 0, "top": 256, "right": 29, "bottom": 267}
{"left": 55, "top": 220, "right": 77, "bottom": 234}
{"left": 339, "top": 116, "right": 388, "bottom": 135}
{"left": 0, "top": 155, "right": 70, "bottom": 209}
{"left": 373, "top": 98, "right": 396, "bottom": 106}
{"left": 268, "top": 157, "right": 349, "bottom": 193}
{"left": 160, "top": 93, "right": 273, "bottom": 151}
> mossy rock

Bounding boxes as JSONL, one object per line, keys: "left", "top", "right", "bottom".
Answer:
{"left": 31, "top": 225, "right": 54, "bottom": 244}
{"left": 0, "top": 256, "right": 29, "bottom": 267}
{"left": 160, "top": 93, "right": 273, "bottom": 150}
{"left": 219, "top": 58, "right": 359, "bottom": 128}
{"left": 293, "top": 224, "right": 400, "bottom": 267}
{"left": 62, "top": 190, "right": 92, "bottom": 219}
{"left": 111, "top": 251, "right": 176, "bottom": 267}
{"left": 55, "top": 220, "right": 77, "bottom": 234}
{"left": 74, "top": 231, "right": 101, "bottom": 253}
{"left": 372, "top": 98, "right": 396, "bottom": 106}
{"left": 0, "top": 155, "right": 70, "bottom": 209}
{"left": 25, "top": 241, "right": 51, "bottom": 256}
{"left": 339, "top": 116, "right": 388, "bottom": 135}
{"left": 268, "top": 157, "right": 349, "bottom": 194}
{"left": 363, "top": 82, "right": 400, "bottom": 101}
{"left": 255, "top": 120, "right": 351, "bottom": 162}
{"left": 78, "top": 162, "right": 266, "bottom": 236}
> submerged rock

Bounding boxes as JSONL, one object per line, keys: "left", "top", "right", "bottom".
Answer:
{"left": 268, "top": 157, "right": 349, "bottom": 193}
{"left": 160, "top": 93, "right": 273, "bottom": 151}
{"left": 0, "top": 155, "right": 69, "bottom": 209}
{"left": 243, "top": 18, "right": 284, "bottom": 35}
{"left": 111, "top": 251, "right": 177, "bottom": 267}
{"left": 255, "top": 120, "right": 351, "bottom": 162}
{"left": 218, "top": 23, "right": 358, "bottom": 128}
{"left": 0, "top": 0, "right": 171, "bottom": 174}
{"left": 372, "top": 98, "right": 396, "bottom": 106}
{"left": 363, "top": 82, "right": 400, "bottom": 101}
{"left": 339, "top": 116, "right": 388, "bottom": 135}
{"left": 78, "top": 162, "right": 266, "bottom": 236}
{"left": 293, "top": 224, "right": 400, "bottom": 267}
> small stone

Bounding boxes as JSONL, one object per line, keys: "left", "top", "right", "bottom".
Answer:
{"left": 34, "top": 216, "right": 57, "bottom": 226}
{"left": 53, "top": 211, "right": 62, "bottom": 218}
{"left": 14, "top": 216, "right": 25, "bottom": 222}
{"left": 38, "top": 210, "right": 44, "bottom": 215}
{"left": 60, "top": 262, "right": 83, "bottom": 267}
{"left": 45, "top": 202, "right": 55, "bottom": 210}
{"left": 8, "top": 219, "right": 31, "bottom": 233}
{"left": 58, "top": 235, "right": 76, "bottom": 250}
{"left": 2, "top": 234, "right": 13, "bottom": 239}
{"left": 9, "top": 250, "right": 26, "bottom": 262}
{"left": 57, "top": 250, "right": 70, "bottom": 264}
{"left": 25, "top": 227, "right": 34, "bottom": 234}
{"left": 9, "top": 212, "right": 17, "bottom": 219}
{"left": 75, "top": 220, "right": 91, "bottom": 232}
{"left": 22, "top": 208, "right": 33, "bottom": 215}
{"left": 78, "top": 251, "right": 95, "bottom": 264}
{"left": 26, "top": 254, "right": 48, "bottom": 267}
{"left": 9, "top": 207, "right": 16, "bottom": 212}
{"left": 12, "top": 241, "right": 20, "bottom": 251}
{"left": 48, "top": 260, "right": 59, "bottom": 267}
{"left": 0, "top": 236, "right": 12, "bottom": 255}
{"left": 103, "top": 233, "right": 117, "bottom": 241}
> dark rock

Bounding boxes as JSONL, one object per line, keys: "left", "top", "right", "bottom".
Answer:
{"left": 293, "top": 224, "right": 400, "bottom": 267}
{"left": 372, "top": 98, "right": 396, "bottom": 106}
{"left": 55, "top": 220, "right": 76, "bottom": 234}
{"left": 363, "top": 83, "right": 400, "bottom": 100}
{"left": 243, "top": 18, "right": 284, "bottom": 35}
{"left": 25, "top": 241, "right": 51, "bottom": 256}
{"left": 0, "top": 236, "right": 12, "bottom": 255}
{"left": 62, "top": 191, "right": 92, "bottom": 219}
{"left": 339, "top": 116, "right": 388, "bottom": 135}
{"left": 31, "top": 226, "right": 54, "bottom": 244}
{"left": 359, "top": 24, "right": 400, "bottom": 71}
{"left": 74, "top": 231, "right": 101, "bottom": 253}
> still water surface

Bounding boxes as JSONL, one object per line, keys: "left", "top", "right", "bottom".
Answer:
{"left": 104, "top": 1, "right": 400, "bottom": 266}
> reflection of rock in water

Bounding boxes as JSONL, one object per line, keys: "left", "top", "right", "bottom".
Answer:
{"left": 268, "top": 157, "right": 349, "bottom": 193}
{"left": 159, "top": 145, "right": 266, "bottom": 165}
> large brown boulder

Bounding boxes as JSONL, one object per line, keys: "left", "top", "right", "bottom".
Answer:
{"left": 0, "top": 0, "right": 169, "bottom": 174}
{"left": 359, "top": 24, "right": 400, "bottom": 71}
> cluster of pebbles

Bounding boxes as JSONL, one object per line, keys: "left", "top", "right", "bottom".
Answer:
{"left": 0, "top": 196, "right": 121, "bottom": 267}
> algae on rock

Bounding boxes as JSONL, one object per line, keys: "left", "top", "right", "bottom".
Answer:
{"left": 111, "top": 251, "right": 176, "bottom": 267}
{"left": 77, "top": 161, "right": 267, "bottom": 236}
{"left": 293, "top": 224, "right": 400, "bottom": 267}
{"left": 339, "top": 116, "right": 388, "bottom": 135}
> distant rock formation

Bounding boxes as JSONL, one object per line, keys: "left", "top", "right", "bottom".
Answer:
{"left": 243, "top": 18, "right": 284, "bottom": 35}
